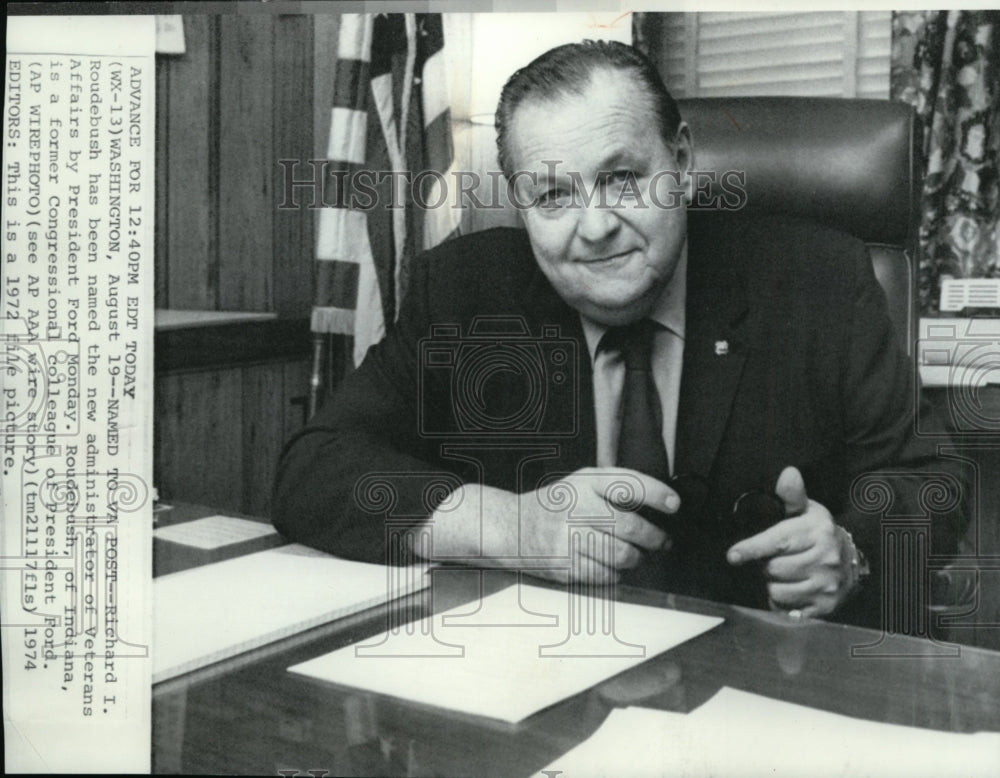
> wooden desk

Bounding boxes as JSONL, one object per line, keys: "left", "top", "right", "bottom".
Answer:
{"left": 152, "top": 562, "right": 1000, "bottom": 776}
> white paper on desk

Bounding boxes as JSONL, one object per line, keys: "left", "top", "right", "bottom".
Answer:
{"left": 154, "top": 515, "right": 279, "bottom": 550}
{"left": 540, "top": 687, "right": 1000, "bottom": 778}
{"left": 153, "top": 544, "right": 428, "bottom": 683}
{"left": 288, "top": 583, "right": 723, "bottom": 723}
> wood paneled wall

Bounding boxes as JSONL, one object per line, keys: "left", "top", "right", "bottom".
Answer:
{"left": 155, "top": 359, "right": 311, "bottom": 517}
{"left": 154, "top": 15, "right": 335, "bottom": 517}
{"left": 155, "top": 15, "right": 316, "bottom": 316}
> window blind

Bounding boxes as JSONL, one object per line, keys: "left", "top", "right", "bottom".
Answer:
{"left": 660, "top": 12, "right": 890, "bottom": 100}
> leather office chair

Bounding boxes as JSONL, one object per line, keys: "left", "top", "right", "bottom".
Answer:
{"left": 677, "top": 97, "right": 921, "bottom": 357}
{"left": 678, "top": 100, "right": 987, "bottom": 641}
{"left": 456, "top": 96, "right": 922, "bottom": 356}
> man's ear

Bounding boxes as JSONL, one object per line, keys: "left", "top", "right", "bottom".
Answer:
{"left": 673, "top": 122, "right": 695, "bottom": 205}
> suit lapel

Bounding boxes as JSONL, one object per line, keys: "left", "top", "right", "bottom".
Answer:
{"left": 674, "top": 218, "right": 752, "bottom": 481}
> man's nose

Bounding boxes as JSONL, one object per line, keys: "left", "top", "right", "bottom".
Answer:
{"left": 576, "top": 199, "right": 620, "bottom": 243}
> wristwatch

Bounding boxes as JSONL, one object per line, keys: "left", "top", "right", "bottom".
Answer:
{"left": 837, "top": 525, "right": 871, "bottom": 592}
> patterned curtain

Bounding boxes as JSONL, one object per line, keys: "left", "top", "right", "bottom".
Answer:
{"left": 891, "top": 11, "right": 1000, "bottom": 314}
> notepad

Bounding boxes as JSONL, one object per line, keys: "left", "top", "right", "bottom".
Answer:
{"left": 288, "top": 582, "right": 723, "bottom": 723}
{"left": 153, "top": 514, "right": 288, "bottom": 576}
{"left": 153, "top": 544, "right": 428, "bottom": 683}
{"left": 154, "top": 515, "right": 279, "bottom": 550}
{"left": 539, "top": 687, "right": 1000, "bottom": 777}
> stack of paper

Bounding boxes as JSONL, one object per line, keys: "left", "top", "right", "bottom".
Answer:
{"left": 153, "top": 514, "right": 287, "bottom": 575}
{"left": 154, "top": 544, "right": 427, "bottom": 683}
{"left": 540, "top": 687, "right": 1000, "bottom": 777}
{"left": 154, "top": 515, "right": 280, "bottom": 548}
{"left": 288, "top": 583, "right": 723, "bottom": 722}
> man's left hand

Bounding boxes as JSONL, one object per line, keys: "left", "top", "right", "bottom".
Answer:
{"left": 726, "top": 466, "right": 853, "bottom": 619}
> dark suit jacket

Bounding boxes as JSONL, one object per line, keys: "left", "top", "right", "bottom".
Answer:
{"left": 273, "top": 213, "right": 967, "bottom": 627}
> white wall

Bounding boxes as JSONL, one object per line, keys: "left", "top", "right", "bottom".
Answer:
{"left": 445, "top": 12, "right": 632, "bottom": 124}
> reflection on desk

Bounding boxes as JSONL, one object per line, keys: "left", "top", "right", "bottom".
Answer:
{"left": 152, "top": 550, "right": 1000, "bottom": 777}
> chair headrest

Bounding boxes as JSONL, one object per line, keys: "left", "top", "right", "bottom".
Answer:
{"left": 678, "top": 97, "right": 921, "bottom": 247}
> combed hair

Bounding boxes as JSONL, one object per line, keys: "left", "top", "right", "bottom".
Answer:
{"left": 494, "top": 39, "right": 683, "bottom": 178}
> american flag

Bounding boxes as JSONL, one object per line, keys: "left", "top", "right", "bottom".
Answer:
{"left": 313, "top": 13, "right": 460, "bottom": 368}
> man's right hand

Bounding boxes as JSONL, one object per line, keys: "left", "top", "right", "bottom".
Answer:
{"left": 428, "top": 467, "right": 679, "bottom": 583}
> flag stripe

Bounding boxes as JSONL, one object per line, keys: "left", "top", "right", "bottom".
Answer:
{"left": 331, "top": 58, "right": 370, "bottom": 111}
{"left": 311, "top": 306, "right": 355, "bottom": 334}
{"left": 353, "top": 256, "right": 385, "bottom": 366}
{"left": 422, "top": 109, "right": 454, "bottom": 176}
{"left": 421, "top": 164, "right": 461, "bottom": 250}
{"left": 369, "top": 66, "right": 410, "bottom": 326}
{"left": 416, "top": 17, "right": 458, "bottom": 252}
{"left": 420, "top": 50, "right": 450, "bottom": 128}
{"left": 337, "top": 14, "right": 373, "bottom": 62}
{"left": 316, "top": 207, "right": 367, "bottom": 262}
{"left": 314, "top": 258, "right": 360, "bottom": 310}
{"left": 392, "top": 15, "right": 418, "bottom": 312}
{"left": 370, "top": 14, "right": 408, "bottom": 77}
{"left": 327, "top": 107, "right": 367, "bottom": 165}
{"left": 320, "top": 161, "right": 381, "bottom": 209}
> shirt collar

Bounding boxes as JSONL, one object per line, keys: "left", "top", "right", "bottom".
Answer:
{"left": 580, "top": 241, "right": 688, "bottom": 363}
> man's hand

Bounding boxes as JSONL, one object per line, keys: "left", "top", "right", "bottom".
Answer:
{"left": 429, "top": 467, "right": 678, "bottom": 584}
{"left": 726, "top": 466, "right": 853, "bottom": 618}
{"left": 523, "top": 467, "right": 678, "bottom": 583}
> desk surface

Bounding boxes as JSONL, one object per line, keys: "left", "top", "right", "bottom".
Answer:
{"left": 152, "top": 550, "right": 1000, "bottom": 776}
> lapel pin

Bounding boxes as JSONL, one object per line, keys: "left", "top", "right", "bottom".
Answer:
{"left": 714, "top": 340, "right": 729, "bottom": 356}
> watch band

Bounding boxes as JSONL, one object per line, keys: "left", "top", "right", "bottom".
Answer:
{"left": 837, "top": 525, "right": 871, "bottom": 592}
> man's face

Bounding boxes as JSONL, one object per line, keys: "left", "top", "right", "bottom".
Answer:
{"left": 507, "top": 68, "right": 693, "bottom": 326}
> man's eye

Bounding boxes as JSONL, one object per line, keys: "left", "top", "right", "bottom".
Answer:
{"left": 610, "top": 169, "right": 638, "bottom": 184}
{"left": 538, "top": 189, "right": 570, "bottom": 208}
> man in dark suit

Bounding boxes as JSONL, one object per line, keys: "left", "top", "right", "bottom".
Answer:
{"left": 273, "top": 41, "right": 966, "bottom": 627}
